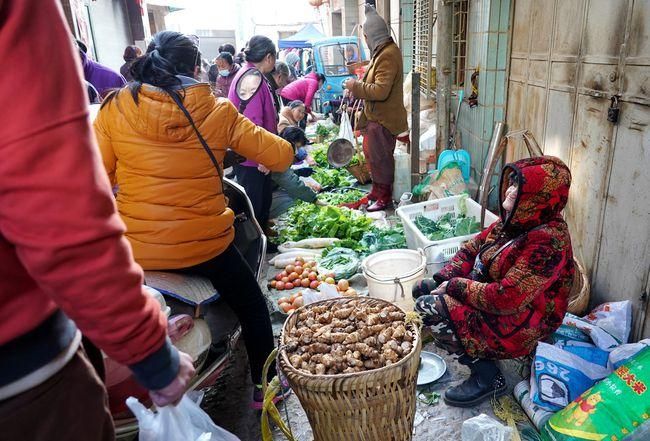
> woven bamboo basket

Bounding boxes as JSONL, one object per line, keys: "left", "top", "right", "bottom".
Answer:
{"left": 346, "top": 161, "right": 372, "bottom": 185}
{"left": 346, "top": 60, "right": 370, "bottom": 76}
{"left": 279, "top": 297, "right": 422, "bottom": 441}
{"left": 567, "top": 257, "right": 590, "bottom": 316}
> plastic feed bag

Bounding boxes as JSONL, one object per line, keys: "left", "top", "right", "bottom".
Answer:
{"left": 126, "top": 395, "right": 240, "bottom": 441}
{"left": 542, "top": 347, "right": 650, "bottom": 441}
{"left": 609, "top": 339, "right": 650, "bottom": 370}
{"left": 531, "top": 342, "right": 610, "bottom": 412}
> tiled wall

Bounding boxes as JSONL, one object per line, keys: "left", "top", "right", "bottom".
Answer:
{"left": 457, "top": 0, "right": 511, "bottom": 183}
{"left": 400, "top": 0, "right": 414, "bottom": 74}
{"left": 343, "top": 0, "right": 359, "bottom": 35}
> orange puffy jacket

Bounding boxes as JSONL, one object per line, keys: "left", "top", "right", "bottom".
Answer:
{"left": 94, "top": 84, "right": 293, "bottom": 270}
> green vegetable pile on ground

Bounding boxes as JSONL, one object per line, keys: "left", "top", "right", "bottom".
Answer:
{"left": 318, "top": 189, "right": 365, "bottom": 205}
{"left": 310, "top": 145, "right": 330, "bottom": 167}
{"left": 315, "top": 123, "right": 332, "bottom": 139}
{"left": 414, "top": 212, "right": 481, "bottom": 241}
{"left": 273, "top": 202, "right": 374, "bottom": 244}
{"left": 359, "top": 223, "right": 407, "bottom": 255}
{"left": 318, "top": 248, "right": 360, "bottom": 280}
{"left": 348, "top": 153, "right": 363, "bottom": 167}
{"left": 321, "top": 222, "right": 407, "bottom": 257}
{"left": 312, "top": 167, "right": 355, "bottom": 188}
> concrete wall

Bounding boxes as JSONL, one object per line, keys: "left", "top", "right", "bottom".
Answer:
{"left": 87, "top": 0, "right": 133, "bottom": 71}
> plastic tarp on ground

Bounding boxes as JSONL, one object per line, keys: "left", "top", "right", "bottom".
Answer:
{"left": 278, "top": 23, "right": 325, "bottom": 49}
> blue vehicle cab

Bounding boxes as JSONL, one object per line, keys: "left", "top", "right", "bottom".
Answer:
{"left": 302, "top": 36, "right": 367, "bottom": 114}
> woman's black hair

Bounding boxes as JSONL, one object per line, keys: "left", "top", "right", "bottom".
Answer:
{"left": 218, "top": 43, "right": 236, "bottom": 56}
{"left": 288, "top": 100, "right": 305, "bottom": 109}
{"left": 315, "top": 73, "right": 326, "bottom": 83}
{"left": 244, "top": 35, "right": 276, "bottom": 63}
{"left": 216, "top": 52, "right": 233, "bottom": 65}
{"left": 280, "top": 126, "right": 309, "bottom": 147}
{"left": 103, "top": 31, "right": 200, "bottom": 107}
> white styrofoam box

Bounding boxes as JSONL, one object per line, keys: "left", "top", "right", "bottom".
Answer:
{"left": 396, "top": 195, "right": 499, "bottom": 275}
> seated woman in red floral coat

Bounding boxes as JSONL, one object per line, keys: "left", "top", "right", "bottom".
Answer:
{"left": 413, "top": 156, "right": 574, "bottom": 407}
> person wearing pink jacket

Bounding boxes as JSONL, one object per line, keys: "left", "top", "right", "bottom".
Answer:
{"left": 280, "top": 71, "right": 325, "bottom": 122}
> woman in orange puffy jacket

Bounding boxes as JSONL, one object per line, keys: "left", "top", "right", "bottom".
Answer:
{"left": 93, "top": 31, "right": 294, "bottom": 408}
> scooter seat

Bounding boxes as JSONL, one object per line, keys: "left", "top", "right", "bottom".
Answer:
{"left": 144, "top": 271, "right": 220, "bottom": 306}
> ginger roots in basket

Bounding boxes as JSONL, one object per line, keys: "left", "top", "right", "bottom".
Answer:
{"left": 286, "top": 300, "right": 414, "bottom": 375}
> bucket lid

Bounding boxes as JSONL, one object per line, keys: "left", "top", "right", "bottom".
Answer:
{"left": 362, "top": 249, "right": 426, "bottom": 282}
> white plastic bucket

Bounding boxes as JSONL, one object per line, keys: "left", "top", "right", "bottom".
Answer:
{"left": 361, "top": 249, "right": 426, "bottom": 311}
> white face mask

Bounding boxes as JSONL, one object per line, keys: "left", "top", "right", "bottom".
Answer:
{"left": 218, "top": 69, "right": 230, "bottom": 77}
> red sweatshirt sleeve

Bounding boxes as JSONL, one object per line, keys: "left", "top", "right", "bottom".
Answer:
{"left": 0, "top": 0, "right": 177, "bottom": 389}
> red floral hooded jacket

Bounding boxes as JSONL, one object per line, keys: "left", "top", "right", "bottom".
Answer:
{"left": 435, "top": 156, "right": 574, "bottom": 359}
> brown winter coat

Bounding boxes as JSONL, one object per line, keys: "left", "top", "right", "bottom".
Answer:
{"left": 350, "top": 40, "right": 408, "bottom": 136}
{"left": 277, "top": 106, "right": 300, "bottom": 134}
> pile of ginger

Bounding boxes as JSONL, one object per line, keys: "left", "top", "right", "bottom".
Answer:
{"left": 284, "top": 300, "right": 416, "bottom": 375}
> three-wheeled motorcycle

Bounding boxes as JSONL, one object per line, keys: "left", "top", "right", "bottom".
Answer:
{"left": 300, "top": 36, "right": 367, "bottom": 115}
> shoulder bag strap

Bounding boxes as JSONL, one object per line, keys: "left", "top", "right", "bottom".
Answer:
{"left": 168, "top": 91, "right": 224, "bottom": 188}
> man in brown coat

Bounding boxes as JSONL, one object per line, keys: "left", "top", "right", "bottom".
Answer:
{"left": 343, "top": 5, "right": 408, "bottom": 211}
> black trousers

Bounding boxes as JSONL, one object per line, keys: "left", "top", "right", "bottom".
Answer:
{"left": 234, "top": 165, "right": 273, "bottom": 229}
{"left": 177, "top": 244, "right": 275, "bottom": 384}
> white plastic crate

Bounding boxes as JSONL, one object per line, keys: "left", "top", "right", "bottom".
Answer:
{"left": 396, "top": 195, "right": 499, "bottom": 276}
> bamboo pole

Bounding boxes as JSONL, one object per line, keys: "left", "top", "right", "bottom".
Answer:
{"left": 435, "top": 0, "right": 453, "bottom": 156}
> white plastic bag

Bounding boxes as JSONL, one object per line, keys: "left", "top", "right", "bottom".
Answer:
{"left": 302, "top": 285, "right": 341, "bottom": 305}
{"left": 337, "top": 111, "right": 356, "bottom": 145}
{"left": 461, "top": 414, "right": 513, "bottom": 441}
{"left": 582, "top": 300, "right": 633, "bottom": 344}
{"left": 126, "top": 395, "right": 240, "bottom": 441}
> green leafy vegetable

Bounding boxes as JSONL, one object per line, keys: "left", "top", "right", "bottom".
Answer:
{"left": 321, "top": 223, "right": 407, "bottom": 257}
{"left": 312, "top": 167, "right": 355, "bottom": 188}
{"left": 273, "top": 202, "right": 374, "bottom": 244}
{"left": 319, "top": 248, "right": 360, "bottom": 280}
{"left": 414, "top": 212, "right": 482, "bottom": 241}
{"left": 310, "top": 145, "right": 330, "bottom": 167}
{"left": 418, "top": 391, "right": 441, "bottom": 406}
{"left": 318, "top": 189, "right": 365, "bottom": 205}
{"left": 315, "top": 123, "right": 331, "bottom": 138}
{"left": 359, "top": 224, "right": 407, "bottom": 256}
{"left": 347, "top": 153, "right": 363, "bottom": 167}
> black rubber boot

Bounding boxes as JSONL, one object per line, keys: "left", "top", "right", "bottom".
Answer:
{"left": 444, "top": 357, "right": 507, "bottom": 407}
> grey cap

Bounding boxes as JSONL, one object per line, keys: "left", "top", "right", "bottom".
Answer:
{"left": 363, "top": 4, "right": 391, "bottom": 54}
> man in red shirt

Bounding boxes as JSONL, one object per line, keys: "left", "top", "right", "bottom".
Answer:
{"left": 0, "top": 1, "right": 194, "bottom": 439}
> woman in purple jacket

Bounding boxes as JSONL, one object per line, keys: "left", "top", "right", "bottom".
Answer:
{"left": 228, "top": 36, "right": 280, "bottom": 230}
